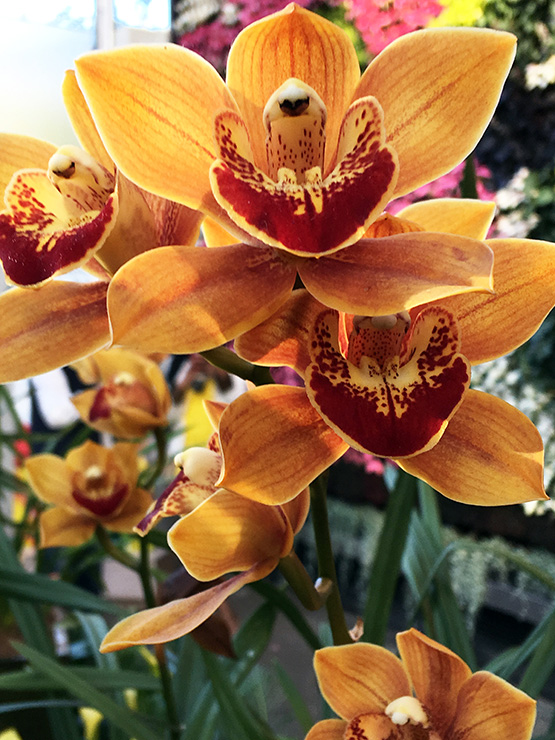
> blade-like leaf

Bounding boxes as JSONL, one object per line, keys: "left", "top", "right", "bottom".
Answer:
{"left": 0, "top": 666, "right": 160, "bottom": 692}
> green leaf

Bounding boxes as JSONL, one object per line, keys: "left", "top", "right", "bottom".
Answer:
{"left": 0, "top": 567, "right": 122, "bottom": 614}
{"left": 12, "top": 641, "right": 164, "bottom": 740}
{"left": 362, "top": 471, "right": 417, "bottom": 645}
{"left": 519, "top": 605, "right": 555, "bottom": 697}
{"left": 272, "top": 660, "right": 313, "bottom": 733}
{"left": 0, "top": 666, "right": 161, "bottom": 692}
{"left": 250, "top": 581, "right": 322, "bottom": 651}
{"left": 234, "top": 602, "right": 277, "bottom": 659}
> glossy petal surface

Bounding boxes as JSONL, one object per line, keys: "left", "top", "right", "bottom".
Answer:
{"left": 210, "top": 97, "right": 397, "bottom": 256}
{"left": 76, "top": 44, "right": 238, "bottom": 216}
{"left": 397, "top": 629, "right": 471, "bottom": 737}
{"left": 397, "top": 198, "right": 496, "bottom": 240}
{"left": 39, "top": 507, "right": 96, "bottom": 548}
{"left": 428, "top": 238, "right": 555, "bottom": 364}
{"left": 357, "top": 27, "right": 516, "bottom": 196}
{"left": 235, "top": 288, "right": 322, "bottom": 375}
{"left": 297, "top": 232, "right": 493, "bottom": 315}
{"left": 107, "top": 243, "right": 296, "bottom": 353}
{"left": 168, "top": 489, "right": 291, "bottom": 580}
{"left": 226, "top": 4, "right": 360, "bottom": 173}
{"left": 306, "top": 307, "right": 470, "bottom": 457}
{"left": 305, "top": 720, "right": 347, "bottom": 740}
{"left": 0, "top": 281, "right": 109, "bottom": 383}
{"left": 452, "top": 671, "right": 536, "bottom": 740}
{"left": 218, "top": 385, "right": 348, "bottom": 505}
{"left": 100, "top": 568, "right": 261, "bottom": 651}
{"left": 399, "top": 390, "right": 547, "bottom": 505}
{"left": 314, "top": 643, "right": 410, "bottom": 720}
{"left": 0, "top": 134, "right": 56, "bottom": 194}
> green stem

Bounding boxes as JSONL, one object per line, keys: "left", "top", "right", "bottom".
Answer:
{"left": 138, "top": 537, "right": 182, "bottom": 740}
{"left": 201, "top": 347, "right": 274, "bottom": 386}
{"left": 95, "top": 526, "right": 166, "bottom": 581}
{"left": 278, "top": 551, "right": 329, "bottom": 611}
{"left": 310, "top": 473, "right": 352, "bottom": 645}
{"left": 142, "top": 426, "right": 169, "bottom": 491}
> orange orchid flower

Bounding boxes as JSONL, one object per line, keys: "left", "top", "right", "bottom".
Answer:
{"left": 226, "top": 199, "right": 555, "bottom": 507}
{"left": 26, "top": 440, "right": 152, "bottom": 548}
{"left": 0, "top": 71, "right": 201, "bottom": 383}
{"left": 99, "top": 421, "right": 310, "bottom": 652}
{"left": 307, "top": 628, "right": 536, "bottom": 740}
{"left": 71, "top": 348, "right": 171, "bottom": 439}
{"left": 73, "top": 5, "right": 516, "bottom": 354}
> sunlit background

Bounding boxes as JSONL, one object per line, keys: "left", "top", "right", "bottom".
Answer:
{"left": 0, "top": 0, "right": 171, "bottom": 143}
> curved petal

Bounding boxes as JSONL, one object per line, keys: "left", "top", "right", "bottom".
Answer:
{"left": 356, "top": 27, "right": 516, "bottom": 196}
{"left": 427, "top": 238, "right": 555, "bottom": 364}
{"left": 26, "top": 454, "right": 72, "bottom": 507}
{"left": 399, "top": 389, "right": 547, "bottom": 505}
{"left": 62, "top": 70, "right": 113, "bottom": 171}
{"left": 75, "top": 44, "right": 238, "bottom": 216}
{"left": 107, "top": 243, "right": 296, "bottom": 353}
{"left": 314, "top": 643, "right": 410, "bottom": 720}
{"left": 0, "top": 169, "right": 118, "bottom": 286}
{"left": 210, "top": 97, "right": 398, "bottom": 256}
{"left": 281, "top": 487, "right": 310, "bottom": 535}
{"left": 202, "top": 216, "right": 241, "bottom": 247}
{"left": 396, "top": 198, "right": 496, "bottom": 240}
{"left": 452, "top": 671, "right": 536, "bottom": 740}
{"left": 235, "top": 289, "right": 323, "bottom": 374}
{"left": 100, "top": 568, "right": 260, "bottom": 652}
{"left": 305, "top": 719, "right": 348, "bottom": 740}
{"left": 218, "top": 385, "right": 348, "bottom": 505}
{"left": 396, "top": 629, "right": 471, "bottom": 737}
{"left": 226, "top": 4, "right": 360, "bottom": 173}
{"left": 168, "top": 489, "right": 290, "bottom": 580}
{"left": 142, "top": 192, "right": 203, "bottom": 248}
{"left": 297, "top": 232, "right": 493, "bottom": 315}
{"left": 0, "top": 281, "right": 110, "bottom": 383}
{"left": 106, "top": 488, "right": 153, "bottom": 532}
{"left": 306, "top": 308, "right": 470, "bottom": 457}
{"left": 0, "top": 135, "right": 57, "bottom": 194}
{"left": 39, "top": 507, "right": 96, "bottom": 548}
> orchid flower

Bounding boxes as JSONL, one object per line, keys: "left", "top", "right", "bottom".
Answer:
{"left": 99, "top": 420, "right": 310, "bottom": 651}
{"left": 307, "top": 628, "right": 536, "bottom": 740}
{"left": 73, "top": 4, "right": 516, "bottom": 354}
{"left": 71, "top": 348, "right": 171, "bottom": 439}
{"left": 226, "top": 199, "right": 555, "bottom": 506}
{"left": 0, "top": 71, "right": 201, "bottom": 383}
{"left": 26, "top": 440, "right": 152, "bottom": 548}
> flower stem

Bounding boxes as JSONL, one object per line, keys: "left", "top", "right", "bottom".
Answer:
{"left": 201, "top": 346, "right": 274, "bottom": 386}
{"left": 141, "top": 426, "right": 168, "bottom": 491}
{"left": 310, "top": 473, "right": 353, "bottom": 645}
{"left": 278, "top": 551, "right": 329, "bottom": 611}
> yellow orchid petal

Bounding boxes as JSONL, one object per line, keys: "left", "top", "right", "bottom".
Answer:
{"left": 235, "top": 289, "right": 323, "bottom": 375}
{"left": 297, "top": 232, "right": 493, "bottom": 315}
{"left": 356, "top": 28, "right": 516, "bottom": 197}
{"left": 107, "top": 243, "right": 296, "bottom": 353}
{"left": 218, "top": 385, "right": 348, "bottom": 505}
{"left": 452, "top": 671, "right": 536, "bottom": 740}
{"left": 168, "top": 489, "right": 290, "bottom": 581}
{"left": 105, "top": 488, "right": 153, "bottom": 533}
{"left": 202, "top": 216, "right": 241, "bottom": 247}
{"left": 39, "top": 507, "right": 96, "bottom": 548}
{"left": 396, "top": 198, "right": 496, "bottom": 240}
{"left": 75, "top": 44, "right": 238, "bottom": 217}
{"left": 226, "top": 4, "right": 360, "bottom": 173}
{"left": 0, "top": 160, "right": 118, "bottom": 286}
{"left": 281, "top": 487, "right": 310, "bottom": 536}
{"left": 143, "top": 192, "right": 203, "bottom": 248}
{"left": 314, "top": 643, "right": 410, "bottom": 720}
{"left": 0, "top": 134, "right": 57, "bottom": 194}
{"left": 429, "top": 238, "right": 555, "bottom": 364}
{"left": 100, "top": 568, "right": 260, "bottom": 651}
{"left": 62, "top": 70, "right": 113, "bottom": 172}
{"left": 0, "top": 281, "right": 110, "bottom": 383}
{"left": 396, "top": 629, "right": 472, "bottom": 737}
{"left": 305, "top": 719, "right": 348, "bottom": 740}
{"left": 95, "top": 174, "right": 158, "bottom": 275}
{"left": 399, "top": 389, "right": 547, "bottom": 505}
{"left": 26, "top": 454, "right": 73, "bottom": 507}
